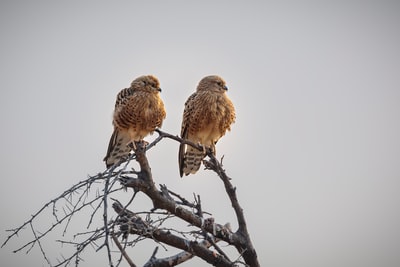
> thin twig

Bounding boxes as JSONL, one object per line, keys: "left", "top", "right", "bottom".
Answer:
{"left": 111, "top": 232, "right": 136, "bottom": 267}
{"left": 99, "top": 174, "right": 113, "bottom": 266}
{"left": 29, "top": 222, "right": 51, "bottom": 266}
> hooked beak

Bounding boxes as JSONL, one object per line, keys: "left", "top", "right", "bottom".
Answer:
{"left": 157, "top": 87, "right": 162, "bottom": 92}
{"left": 223, "top": 85, "right": 228, "bottom": 91}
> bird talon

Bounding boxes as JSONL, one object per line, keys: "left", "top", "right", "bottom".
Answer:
{"left": 131, "top": 140, "right": 149, "bottom": 151}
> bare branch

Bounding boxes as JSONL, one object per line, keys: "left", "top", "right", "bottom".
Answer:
{"left": 2, "top": 173, "right": 103, "bottom": 249}
{"left": 2, "top": 129, "right": 259, "bottom": 267}
{"left": 99, "top": 174, "right": 113, "bottom": 266}
{"left": 203, "top": 154, "right": 259, "bottom": 267}
{"left": 143, "top": 237, "right": 222, "bottom": 267}
{"left": 29, "top": 222, "right": 51, "bottom": 265}
{"left": 112, "top": 201, "right": 234, "bottom": 267}
{"left": 112, "top": 232, "right": 137, "bottom": 267}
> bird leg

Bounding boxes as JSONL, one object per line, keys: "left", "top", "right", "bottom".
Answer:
{"left": 210, "top": 143, "right": 216, "bottom": 155}
{"left": 197, "top": 143, "right": 206, "bottom": 154}
{"left": 141, "top": 140, "right": 149, "bottom": 146}
{"left": 130, "top": 140, "right": 149, "bottom": 151}
{"left": 128, "top": 142, "right": 137, "bottom": 150}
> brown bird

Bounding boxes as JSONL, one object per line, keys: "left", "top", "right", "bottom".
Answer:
{"left": 104, "top": 75, "right": 166, "bottom": 168}
{"left": 179, "top": 75, "right": 236, "bottom": 176}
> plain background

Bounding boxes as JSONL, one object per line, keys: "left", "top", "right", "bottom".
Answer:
{"left": 1, "top": 1, "right": 400, "bottom": 266}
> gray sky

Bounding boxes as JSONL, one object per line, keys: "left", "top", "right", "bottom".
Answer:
{"left": 1, "top": 1, "right": 400, "bottom": 267}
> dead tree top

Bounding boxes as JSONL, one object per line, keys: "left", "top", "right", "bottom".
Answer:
{"left": 2, "top": 130, "right": 259, "bottom": 267}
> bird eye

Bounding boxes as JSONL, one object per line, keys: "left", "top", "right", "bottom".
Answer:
{"left": 217, "top": 81, "right": 223, "bottom": 86}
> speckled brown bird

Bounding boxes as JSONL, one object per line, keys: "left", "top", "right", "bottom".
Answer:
{"left": 179, "top": 75, "right": 236, "bottom": 176}
{"left": 104, "top": 75, "right": 166, "bottom": 168}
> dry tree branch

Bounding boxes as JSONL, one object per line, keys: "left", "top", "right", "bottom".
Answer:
{"left": 29, "top": 221, "right": 51, "bottom": 265}
{"left": 2, "top": 129, "right": 259, "bottom": 267}
{"left": 55, "top": 226, "right": 107, "bottom": 267}
{"left": 112, "top": 232, "right": 136, "bottom": 267}
{"left": 2, "top": 173, "right": 105, "bottom": 251}
{"left": 112, "top": 200, "right": 233, "bottom": 267}
{"left": 203, "top": 154, "right": 259, "bottom": 267}
{"left": 143, "top": 243, "right": 209, "bottom": 267}
{"left": 2, "top": 170, "right": 126, "bottom": 266}
{"left": 115, "top": 141, "right": 253, "bottom": 266}
{"left": 153, "top": 130, "right": 259, "bottom": 266}
{"left": 99, "top": 174, "right": 113, "bottom": 266}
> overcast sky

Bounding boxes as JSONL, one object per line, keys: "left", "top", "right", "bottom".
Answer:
{"left": 1, "top": 1, "right": 400, "bottom": 267}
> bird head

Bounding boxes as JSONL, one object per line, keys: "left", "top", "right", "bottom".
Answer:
{"left": 131, "top": 75, "right": 162, "bottom": 93}
{"left": 197, "top": 75, "right": 228, "bottom": 94}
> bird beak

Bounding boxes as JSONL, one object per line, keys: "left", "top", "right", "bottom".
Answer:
{"left": 157, "top": 88, "right": 162, "bottom": 92}
{"left": 223, "top": 85, "right": 228, "bottom": 91}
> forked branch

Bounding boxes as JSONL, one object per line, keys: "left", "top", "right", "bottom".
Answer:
{"left": 2, "top": 130, "right": 259, "bottom": 267}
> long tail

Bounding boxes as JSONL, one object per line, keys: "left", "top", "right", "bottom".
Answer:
{"left": 179, "top": 144, "right": 205, "bottom": 177}
{"left": 104, "top": 129, "right": 132, "bottom": 168}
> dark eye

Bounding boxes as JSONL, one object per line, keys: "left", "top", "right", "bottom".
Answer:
{"left": 217, "top": 81, "right": 223, "bottom": 86}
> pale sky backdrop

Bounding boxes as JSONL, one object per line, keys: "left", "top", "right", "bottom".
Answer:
{"left": 1, "top": 1, "right": 400, "bottom": 267}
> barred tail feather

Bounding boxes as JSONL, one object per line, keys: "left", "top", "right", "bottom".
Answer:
{"left": 104, "top": 129, "right": 132, "bottom": 168}
{"left": 180, "top": 146, "right": 205, "bottom": 176}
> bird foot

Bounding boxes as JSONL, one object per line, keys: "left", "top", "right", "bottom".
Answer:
{"left": 196, "top": 142, "right": 206, "bottom": 154}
